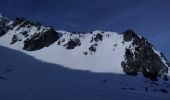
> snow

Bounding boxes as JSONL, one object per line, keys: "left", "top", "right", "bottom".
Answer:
{"left": 24, "top": 31, "right": 133, "bottom": 73}
{"left": 0, "top": 30, "right": 134, "bottom": 73}
{"left": 0, "top": 25, "right": 170, "bottom": 99}
{"left": 153, "top": 47, "right": 169, "bottom": 67}
{"left": 0, "top": 29, "right": 168, "bottom": 75}
{"left": 0, "top": 23, "right": 50, "bottom": 50}
{"left": 152, "top": 47, "right": 170, "bottom": 76}
{"left": 0, "top": 46, "right": 169, "bottom": 100}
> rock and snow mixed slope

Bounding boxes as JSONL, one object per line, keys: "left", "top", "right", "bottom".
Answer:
{"left": 0, "top": 15, "right": 169, "bottom": 80}
{"left": 0, "top": 14, "right": 170, "bottom": 99}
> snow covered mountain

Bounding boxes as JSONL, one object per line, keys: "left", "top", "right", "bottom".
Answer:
{"left": 0, "top": 15, "right": 169, "bottom": 79}
{"left": 0, "top": 14, "right": 170, "bottom": 100}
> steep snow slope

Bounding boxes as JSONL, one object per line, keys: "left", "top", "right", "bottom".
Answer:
{"left": 0, "top": 46, "right": 170, "bottom": 100}
{"left": 0, "top": 30, "right": 127, "bottom": 73}
{"left": 28, "top": 31, "right": 133, "bottom": 73}
{"left": 0, "top": 25, "right": 132, "bottom": 73}
{"left": 0, "top": 29, "right": 169, "bottom": 75}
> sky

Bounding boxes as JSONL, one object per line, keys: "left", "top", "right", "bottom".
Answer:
{"left": 0, "top": 0, "right": 169, "bottom": 59}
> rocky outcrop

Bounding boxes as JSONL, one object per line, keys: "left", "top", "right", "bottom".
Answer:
{"left": 10, "top": 34, "right": 21, "bottom": 44}
{"left": 0, "top": 15, "right": 10, "bottom": 37}
{"left": 94, "top": 33, "right": 103, "bottom": 42}
{"left": 89, "top": 45, "right": 96, "bottom": 52}
{"left": 64, "top": 38, "right": 81, "bottom": 49}
{"left": 121, "top": 30, "right": 169, "bottom": 80}
{"left": 0, "top": 17, "right": 60, "bottom": 51}
{"left": 23, "top": 27, "right": 59, "bottom": 51}
{"left": 122, "top": 29, "right": 138, "bottom": 42}
{"left": 12, "top": 17, "right": 42, "bottom": 28}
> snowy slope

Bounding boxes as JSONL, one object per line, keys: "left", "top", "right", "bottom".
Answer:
{"left": 0, "top": 29, "right": 128, "bottom": 73}
{"left": 0, "top": 28, "right": 169, "bottom": 75}
{"left": 28, "top": 31, "right": 133, "bottom": 73}
{"left": 0, "top": 15, "right": 169, "bottom": 75}
{"left": 0, "top": 14, "right": 170, "bottom": 100}
{"left": 0, "top": 46, "right": 170, "bottom": 100}
{"left": 0, "top": 21, "right": 131, "bottom": 73}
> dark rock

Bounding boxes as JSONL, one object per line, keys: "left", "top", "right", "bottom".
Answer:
{"left": 121, "top": 49, "right": 140, "bottom": 76}
{"left": 58, "top": 40, "right": 61, "bottom": 45}
{"left": 121, "top": 30, "right": 169, "bottom": 80}
{"left": 10, "top": 35, "right": 19, "bottom": 44}
{"left": 0, "top": 27, "right": 8, "bottom": 37}
{"left": 89, "top": 45, "right": 96, "bottom": 52}
{"left": 114, "top": 44, "right": 117, "bottom": 47}
{"left": 12, "top": 17, "right": 43, "bottom": 30}
{"left": 12, "top": 17, "right": 27, "bottom": 27}
{"left": 90, "top": 37, "right": 93, "bottom": 43}
{"left": 64, "top": 38, "right": 81, "bottom": 49}
{"left": 62, "top": 39, "right": 65, "bottom": 42}
{"left": 23, "top": 27, "right": 59, "bottom": 51}
{"left": 142, "top": 69, "right": 158, "bottom": 81}
{"left": 20, "top": 31, "right": 29, "bottom": 37}
{"left": 0, "top": 16, "right": 10, "bottom": 37}
{"left": 83, "top": 52, "right": 88, "bottom": 55}
{"left": 122, "top": 29, "right": 138, "bottom": 42}
{"left": 94, "top": 33, "right": 103, "bottom": 42}
{"left": 94, "top": 43, "right": 98, "bottom": 46}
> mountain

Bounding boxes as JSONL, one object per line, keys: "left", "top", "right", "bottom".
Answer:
{"left": 0, "top": 14, "right": 170, "bottom": 100}
{"left": 0, "top": 15, "right": 169, "bottom": 80}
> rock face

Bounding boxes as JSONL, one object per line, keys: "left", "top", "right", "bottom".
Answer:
{"left": 121, "top": 30, "right": 168, "bottom": 80}
{"left": 0, "top": 17, "right": 60, "bottom": 51}
{"left": 23, "top": 28, "right": 59, "bottom": 51}
{"left": 0, "top": 15, "right": 10, "bottom": 37}
{"left": 94, "top": 33, "right": 103, "bottom": 42}
{"left": 63, "top": 38, "right": 81, "bottom": 49}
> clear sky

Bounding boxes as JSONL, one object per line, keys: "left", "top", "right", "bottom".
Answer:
{"left": 0, "top": 0, "right": 169, "bottom": 59}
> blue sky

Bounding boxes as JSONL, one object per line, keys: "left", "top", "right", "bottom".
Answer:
{"left": 0, "top": 0, "right": 169, "bottom": 59}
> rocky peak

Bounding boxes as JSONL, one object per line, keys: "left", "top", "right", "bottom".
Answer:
{"left": 0, "top": 15, "right": 60, "bottom": 51}
{"left": 12, "top": 17, "right": 42, "bottom": 28}
{"left": 121, "top": 30, "right": 169, "bottom": 80}
{"left": 122, "top": 29, "right": 139, "bottom": 42}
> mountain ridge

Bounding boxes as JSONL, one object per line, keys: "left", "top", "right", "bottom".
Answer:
{"left": 0, "top": 14, "right": 169, "bottom": 81}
